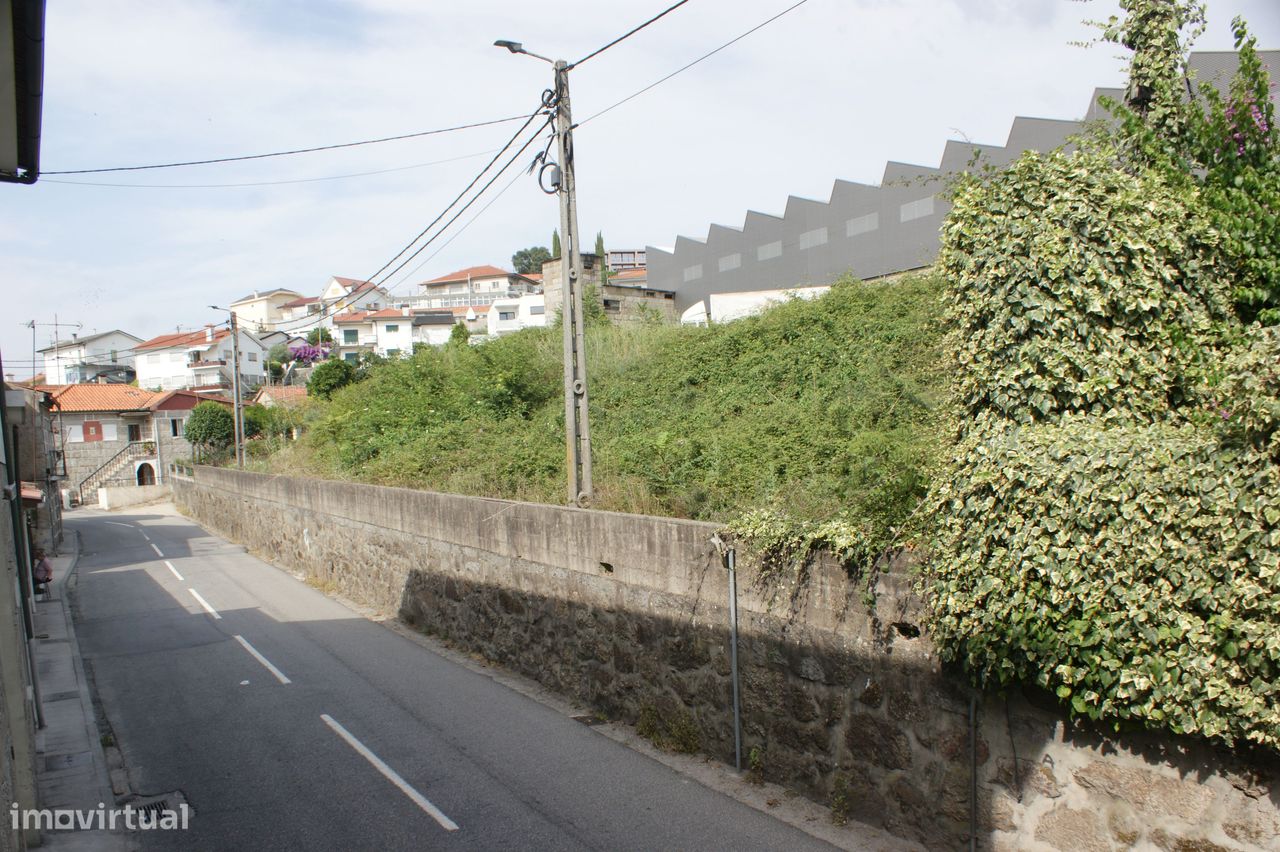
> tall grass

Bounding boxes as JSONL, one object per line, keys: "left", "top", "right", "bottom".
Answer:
{"left": 263, "top": 274, "right": 948, "bottom": 535}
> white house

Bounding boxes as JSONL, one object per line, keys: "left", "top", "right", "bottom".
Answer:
{"left": 134, "top": 326, "right": 267, "bottom": 391}
{"left": 39, "top": 330, "right": 142, "bottom": 384}
{"left": 228, "top": 289, "right": 304, "bottom": 333}
{"left": 486, "top": 293, "right": 548, "bottom": 337}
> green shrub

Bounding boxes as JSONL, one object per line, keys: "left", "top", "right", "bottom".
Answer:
{"left": 308, "top": 359, "right": 357, "bottom": 399}
{"left": 940, "top": 144, "right": 1231, "bottom": 435}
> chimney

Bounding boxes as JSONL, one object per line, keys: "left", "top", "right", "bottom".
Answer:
{"left": 402, "top": 307, "right": 410, "bottom": 317}
{"left": 205, "top": 325, "right": 215, "bottom": 341}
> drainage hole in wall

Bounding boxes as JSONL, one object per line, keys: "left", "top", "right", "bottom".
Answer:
{"left": 891, "top": 622, "right": 921, "bottom": 639}
{"left": 599, "top": 562, "right": 614, "bottom": 574}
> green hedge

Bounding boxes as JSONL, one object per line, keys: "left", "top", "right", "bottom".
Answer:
{"left": 930, "top": 418, "right": 1279, "bottom": 747}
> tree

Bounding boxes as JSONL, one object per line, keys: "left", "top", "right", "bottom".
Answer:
{"left": 308, "top": 359, "right": 356, "bottom": 399}
{"left": 448, "top": 322, "right": 471, "bottom": 347}
{"left": 594, "top": 231, "right": 610, "bottom": 286}
{"left": 184, "top": 402, "right": 235, "bottom": 452}
{"left": 551, "top": 229, "right": 561, "bottom": 259}
{"left": 307, "top": 327, "right": 333, "bottom": 346}
{"left": 512, "top": 246, "right": 552, "bottom": 274}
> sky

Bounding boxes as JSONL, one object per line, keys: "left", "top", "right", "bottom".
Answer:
{"left": 4, "top": 0, "right": 1279, "bottom": 378}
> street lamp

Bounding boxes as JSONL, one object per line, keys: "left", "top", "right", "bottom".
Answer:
{"left": 496, "top": 38, "right": 594, "bottom": 507}
{"left": 208, "top": 305, "right": 245, "bottom": 470}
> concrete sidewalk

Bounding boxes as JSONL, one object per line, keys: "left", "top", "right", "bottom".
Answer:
{"left": 31, "top": 530, "right": 128, "bottom": 851}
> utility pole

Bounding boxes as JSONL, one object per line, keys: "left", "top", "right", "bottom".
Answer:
{"left": 494, "top": 39, "right": 594, "bottom": 507}
{"left": 229, "top": 313, "right": 244, "bottom": 470}
{"left": 552, "top": 60, "right": 593, "bottom": 507}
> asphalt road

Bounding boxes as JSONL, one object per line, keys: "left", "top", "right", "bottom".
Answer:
{"left": 68, "top": 508, "right": 839, "bottom": 851}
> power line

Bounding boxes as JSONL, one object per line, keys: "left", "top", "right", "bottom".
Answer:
{"left": 579, "top": 0, "right": 810, "bottom": 126}
{"left": 386, "top": 161, "right": 529, "bottom": 290}
{"left": 357, "top": 104, "right": 549, "bottom": 294}
{"left": 39, "top": 150, "right": 500, "bottom": 189}
{"left": 568, "top": 0, "right": 692, "bottom": 70}
{"left": 284, "top": 119, "right": 555, "bottom": 334}
{"left": 42, "top": 115, "right": 529, "bottom": 175}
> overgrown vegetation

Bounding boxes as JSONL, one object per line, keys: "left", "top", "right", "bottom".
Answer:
{"left": 926, "top": 2, "right": 1280, "bottom": 749}
{"left": 264, "top": 275, "right": 948, "bottom": 566}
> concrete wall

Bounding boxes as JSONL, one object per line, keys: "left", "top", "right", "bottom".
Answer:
{"left": 174, "top": 468, "right": 1280, "bottom": 851}
{"left": 98, "top": 484, "right": 171, "bottom": 510}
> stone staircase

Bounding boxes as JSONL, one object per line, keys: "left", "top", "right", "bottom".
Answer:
{"left": 77, "top": 441, "right": 155, "bottom": 503}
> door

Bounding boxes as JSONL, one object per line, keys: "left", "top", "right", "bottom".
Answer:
{"left": 136, "top": 464, "right": 155, "bottom": 486}
{"left": 127, "top": 424, "right": 142, "bottom": 443}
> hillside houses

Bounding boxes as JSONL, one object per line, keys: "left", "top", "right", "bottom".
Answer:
{"left": 134, "top": 326, "right": 267, "bottom": 393}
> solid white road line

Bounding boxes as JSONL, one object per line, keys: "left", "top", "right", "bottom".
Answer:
{"left": 320, "top": 714, "right": 459, "bottom": 832}
{"left": 163, "top": 560, "right": 184, "bottom": 581}
{"left": 233, "top": 635, "right": 291, "bottom": 685}
{"left": 104, "top": 522, "right": 132, "bottom": 528}
{"left": 188, "top": 588, "right": 222, "bottom": 620}
{"left": 150, "top": 543, "right": 164, "bottom": 558}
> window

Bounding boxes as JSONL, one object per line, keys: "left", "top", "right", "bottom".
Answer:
{"left": 530, "top": 305, "right": 546, "bottom": 316}
{"left": 682, "top": 264, "right": 703, "bottom": 282}
{"left": 757, "top": 241, "right": 782, "bottom": 261}
{"left": 603, "top": 299, "right": 621, "bottom": 312}
{"left": 344, "top": 352, "right": 358, "bottom": 363}
{"left": 900, "top": 196, "right": 935, "bottom": 223}
{"left": 386, "top": 349, "right": 400, "bottom": 359}
{"left": 498, "top": 311, "right": 517, "bottom": 321}
{"left": 385, "top": 324, "right": 399, "bottom": 333}
{"left": 170, "top": 418, "right": 183, "bottom": 437}
{"left": 247, "top": 353, "right": 258, "bottom": 362}
{"left": 799, "top": 227, "right": 828, "bottom": 250}
{"left": 110, "top": 349, "right": 118, "bottom": 363}
{"left": 847, "top": 212, "right": 879, "bottom": 237}
{"left": 343, "top": 329, "right": 358, "bottom": 344}
{"left": 718, "top": 253, "right": 742, "bottom": 272}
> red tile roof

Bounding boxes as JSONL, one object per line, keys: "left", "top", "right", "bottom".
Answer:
{"left": 368, "top": 309, "right": 410, "bottom": 319}
{"left": 136, "top": 328, "right": 228, "bottom": 351}
{"left": 255, "top": 385, "right": 309, "bottom": 406}
{"left": 448, "top": 305, "right": 491, "bottom": 316}
{"left": 280, "top": 295, "right": 320, "bottom": 308}
{"left": 46, "top": 384, "right": 159, "bottom": 412}
{"left": 422, "top": 265, "right": 510, "bottom": 285}
{"left": 333, "top": 311, "right": 372, "bottom": 324}
{"left": 613, "top": 269, "right": 647, "bottom": 280}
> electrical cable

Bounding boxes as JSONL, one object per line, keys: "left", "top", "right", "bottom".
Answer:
{"left": 385, "top": 163, "right": 529, "bottom": 290}
{"left": 39, "top": 150, "right": 500, "bottom": 189}
{"left": 353, "top": 104, "right": 550, "bottom": 295}
{"left": 370, "top": 118, "right": 555, "bottom": 292}
{"left": 282, "top": 118, "right": 555, "bottom": 334}
{"left": 568, "top": 0, "right": 692, "bottom": 70}
{"left": 42, "top": 115, "right": 529, "bottom": 175}
{"left": 578, "top": 0, "right": 810, "bottom": 126}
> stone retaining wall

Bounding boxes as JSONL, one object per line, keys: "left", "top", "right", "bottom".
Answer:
{"left": 174, "top": 468, "right": 1279, "bottom": 850}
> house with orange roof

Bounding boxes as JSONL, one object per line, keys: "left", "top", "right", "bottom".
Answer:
{"left": 134, "top": 325, "right": 267, "bottom": 392}
{"left": 42, "top": 384, "right": 232, "bottom": 502}
{"left": 407, "top": 265, "right": 538, "bottom": 312}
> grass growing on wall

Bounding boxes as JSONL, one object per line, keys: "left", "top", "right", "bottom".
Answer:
{"left": 259, "top": 274, "right": 949, "bottom": 551}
